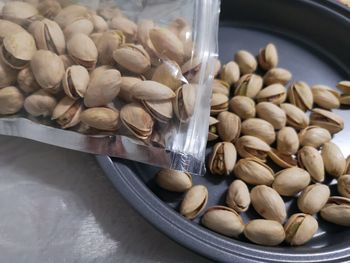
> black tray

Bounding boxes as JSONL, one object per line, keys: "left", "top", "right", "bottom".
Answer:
{"left": 97, "top": 0, "right": 350, "bottom": 262}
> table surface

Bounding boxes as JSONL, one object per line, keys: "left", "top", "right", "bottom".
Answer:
{"left": 0, "top": 135, "right": 211, "bottom": 263}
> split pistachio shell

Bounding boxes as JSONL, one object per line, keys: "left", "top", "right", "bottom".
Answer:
{"left": 268, "top": 148, "right": 297, "bottom": 168}
{"left": 229, "top": 96, "right": 255, "bottom": 120}
{"left": 263, "top": 68, "right": 292, "bottom": 86}
{"left": 181, "top": 57, "right": 201, "bottom": 83}
{"left": 2, "top": 1, "right": 38, "bottom": 26}
{"left": 312, "top": 85, "right": 340, "bottom": 109}
{"left": 320, "top": 196, "right": 350, "bottom": 226}
{"left": 241, "top": 118, "right": 276, "bottom": 145}
{"left": 287, "top": 81, "right": 313, "bottom": 111}
{"left": 202, "top": 206, "right": 244, "bottom": 237}
{"left": 234, "top": 158, "right": 274, "bottom": 186}
{"left": 173, "top": 84, "right": 196, "bottom": 123}
{"left": 340, "top": 94, "right": 350, "bottom": 105}
{"left": 130, "top": 80, "right": 175, "bottom": 101}
{"left": 143, "top": 99, "right": 173, "bottom": 123}
{"left": 284, "top": 213, "right": 318, "bottom": 246}
{"left": 321, "top": 142, "right": 345, "bottom": 178}
{"left": 17, "top": 67, "right": 40, "bottom": 94}
{"left": 310, "top": 108, "right": 344, "bottom": 134}
{"left": 63, "top": 18, "right": 94, "bottom": 39}
{"left": 155, "top": 169, "right": 192, "bottom": 192}
{"left": 24, "top": 89, "right": 57, "bottom": 117}
{"left": 280, "top": 103, "right": 309, "bottom": 130}
{"left": 258, "top": 43, "right": 278, "bottom": 70}
{"left": 208, "top": 142, "right": 237, "bottom": 175}
{"left": 235, "top": 135, "right": 271, "bottom": 161}
{"left": 109, "top": 16, "right": 137, "bottom": 42}
{"left": 37, "top": 0, "right": 62, "bottom": 19}
{"left": 208, "top": 116, "right": 219, "bottom": 142}
{"left": 90, "top": 14, "right": 108, "bottom": 33}
{"left": 180, "top": 185, "right": 208, "bottom": 219}
{"left": 251, "top": 185, "right": 286, "bottom": 223}
{"left": 256, "top": 83, "right": 287, "bottom": 105}
{"left": 0, "top": 19, "right": 25, "bottom": 42}
{"left": 63, "top": 65, "right": 89, "bottom": 99}
{"left": 221, "top": 61, "right": 240, "bottom": 86}
{"left": 52, "top": 96, "right": 82, "bottom": 128}
{"left": 217, "top": 111, "right": 241, "bottom": 142}
{"left": 118, "top": 76, "right": 141, "bottom": 103}
{"left": 337, "top": 81, "right": 350, "bottom": 95}
{"left": 80, "top": 107, "right": 119, "bottom": 131}
{"left": 273, "top": 167, "right": 311, "bottom": 196}
{"left": 244, "top": 219, "right": 285, "bottom": 246}
{"left": 0, "top": 86, "right": 24, "bottom": 114}
{"left": 256, "top": 102, "right": 286, "bottom": 130}
{"left": 54, "top": 5, "right": 89, "bottom": 29}
{"left": 212, "top": 79, "right": 230, "bottom": 96}
{"left": 298, "top": 126, "right": 331, "bottom": 148}
{"left": 96, "top": 30, "right": 125, "bottom": 65}
{"left": 211, "top": 93, "right": 229, "bottom": 115}
{"left": 226, "top": 180, "right": 250, "bottom": 212}
{"left": 0, "top": 55, "right": 17, "bottom": 88}
{"left": 338, "top": 175, "right": 350, "bottom": 198}
{"left": 298, "top": 146, "right": 325, "bottom": 183}
{"left": 234, "top": 50, "right": 257, "bottom": 75}
{"left": 234, "top": 74, "right": 263, "bottom": 98}
{"left": 277, "top": 126, "right": 299, "bottom": 155}
{"left": 297, "top": 184, "right": 330, "bottom": 214}
{"left": 152, "top": 60, "right": 184, "bottom": 91}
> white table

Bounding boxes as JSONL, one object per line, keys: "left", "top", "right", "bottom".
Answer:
{"left": 0, "top": 136, "right": 210, "bottom": 263}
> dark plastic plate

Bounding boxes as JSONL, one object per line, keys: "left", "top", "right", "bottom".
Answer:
{"left": 97, "top": 0, "right": 350, "bottom": 262}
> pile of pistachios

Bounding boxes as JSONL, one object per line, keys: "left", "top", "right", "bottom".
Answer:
{"left": 0, "top": 0, "right": 203, "bottom": 146}
{"left": 155, "top": 43, "right": 350, "bottom": 247}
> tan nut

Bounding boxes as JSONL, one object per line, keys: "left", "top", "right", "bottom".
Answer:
{"left": 24, "top": 89, "right": 57, "bottom": 117}
{"left": 0, "top": 86, "right": 24, "bottom": 115}
{"left": 208, "top": 142, "right": 237, "bottom": 175}
{"left": 63, "top": 65, "right": 89, "bottom": 99}
{"left": 180, "top": 185, "right": 208, "bottom": 220}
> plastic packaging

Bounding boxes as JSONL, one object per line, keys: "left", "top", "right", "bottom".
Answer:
{"left": 0, "top": 0, "right": 220, "bottom": 175}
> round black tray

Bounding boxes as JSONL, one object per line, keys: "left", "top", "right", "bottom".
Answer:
{"left": 97, "top": 0, "right": 350, "bottom": 262}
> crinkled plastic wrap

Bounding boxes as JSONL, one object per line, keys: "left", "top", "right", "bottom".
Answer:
{"left": 0, "top": 0, "right": 220, "bottom": 175}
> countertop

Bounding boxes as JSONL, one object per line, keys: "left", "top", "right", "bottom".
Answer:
{"left": 0, "top": 135, "right": 210, "bottom": 263}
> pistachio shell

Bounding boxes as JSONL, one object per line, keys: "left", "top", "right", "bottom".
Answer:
{"left": 298, "top": 146, "right": 325, "bottom": 183}
{"left": 263, "top": 68, "right": 292, "bottom": 86}
{"left": 280, "top": 103, "right": 309, "bottom": 130}
{"left": 63, "top": 65, "right": 89, "bottom": 99}
{"left": 80, "top": 107, "right": 119, "bottom": 131}
{"left": 234, "top": 74, "right": 263, "bottom": 98}
{"left": 284, "top": 213, "right": 318, "bottom": 246}
{"left": 268, "top": 148, "right": 297, "bottom": 168}
{"left": 340, "top": 94, "right": 350, "bottom": 105}
{"left": 109, "top": 16, "right": 137, "bottom": 42}
{"left": 212, "top": 79, "right": 230, "bottom": 96}
{"left": 298, "top": 126, "right": 331, "bottom": 148}
{"left": 244, "top": 219, "right": 285, "bottom": 246}
{"left": 297, "top": 184, "right": 330, "bottom": 214}
{"left": 52, "top": 96, "right": 82, "bottom": 128}
{"left": 63, "top": 18, "right": 94, "bottom": 39}
{"left": 256, "top": 83, "right": 287, "bottom": 105}
{"left": 37, "top": 0, "right": 62, "bottom": 19}
{"left": 173, "top": 84, "right": 196, "bottom": 123}
{"left": 96, "top": 30, "right": 125, "bottom": 65}
{"left": 208, "top": 116, "right": 219, "bottom": 142}
{"left": 90, "top": 14, "right": 108, "bottom": 33}
{"left": 310, "top": 108, "right": 344, "bottom": 134}
{"left": 0, "top": 55, "right": 17, "bottom": 88}
{"left": 273, "top": 167, "right": 311, "bottom": 196}
{"left": 0, "top": 19, "right": 25, "bottom": 42}
{"left": 221, "top": 61, "right": 240, "bottom": 86}
{"left": 337, "top": 81, "right": 350, "bottom": 95}
{"left": 180, "top": 185, "right": 208, "bottom": 219}
{"left": 241, "top": 118, "right": 276, "bottom": 145}
{"left": 277, "top": 126, "right": 299, "bottom": 155}
{"left": 118, "top": 76, "right": 141, "bottom": 103}
{"left": 320, "top": 196, "right": 350, "bottom": 226}
{"left": 234, "top": 50, "right": 257, "bottom": 74}
{"left": 67, "top": 33, "right": 97, "bottom": 70}
{"left": 217, "top": 111, "right": 241, "bottom": 142}
{"left": 0, "top": 86, "right": 24, "bottom": 114}
{"left": 338, "top": 174, "right": 350, "bottom": 198}
{"left": 152, "top": 60, "right": 184, "bottom": 91}
{"left": 24, "top": 89, "right": 57, "bottom": 117}
{"left": 258, "top": 43, "right": 278, "bottom": 70}
{"left": 211, "top": 93, "right": 229, "bottom": 115}
{"left": 226, "top": 180, "right": 250, "bottom": 212}
{"left": 321, "top": 142, "right": 345, "bottom": 178}
{"left": 130, "top": 80, "right": 175, "bottom": 101}
{"left": 181, "top": 57, "right": 201, "bottom": 83}
{"left": 155, "top": 169, "right": 192, "bottom": 192}
{"left": 287, "top": 81, "right": 313, "bottom": 111}
{"left": 59, "top": 54, "right": 74, "bottom": 69}
{"left": 143, "top": 99, "right": 173, "bottom": 123}
{"left": 2, "top": 1, "right": 38, "bottom": 26}
{"left": 208, "top": 142, "right": 237, "bottom": 175}
{"left": 17, "top": 67, "right": 40, "bottom": 94}
{"left": 54, "top": 5, "right": 88, "bottom": 29}
{"left": 235, "top": 135, "right": 271, "bottom": 162}
{"left": 256, "top": 102, "right": 286, "bottom": 129}
{"left": 312, "top": 85, "right": 340, "bottom": 109}
{"left": 229, "top": 95, "right": 255, "bottom": 120}
{"left": 345, "top": 155, "right": 350, "bottom": 174}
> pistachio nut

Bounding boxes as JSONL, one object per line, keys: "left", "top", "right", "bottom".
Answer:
{"left": 337, "top": 80, "right": 350, "bottom": 95}
{"left": 63, "top": 65, "right": 89, "bottom": 99}
{"left": 221, "top": 61, "right": 240, "bottom": 86}
{"left": 280, "top": 103, "right": 309, "bottom": 130}
{"left": 63, "top": 18, "right": 94, "bottom": 39}
{"left": 208, "top": 142, "right": 237, "bottom": 175}
{"left": 310, "top": 108, "right": 344, "bottom": 134}
{"left": 54, "top": 5, "right": 89, "bottom": 29}
{"left": 59, "top": 54, "right": 74, "bottom": 69}
{"left": 258, "top": 43, "right": 278, "bottom": 70}
{"left": 226, "top": 180, "right": 250, "bottom": 212}
{"left": 287, "top": 81, "right": 313, "bottom": 111}
{"left": 235, "top": 135, "right": 271, "bottom": 161}
{"left": 0, "top": 86, "right": 24, "bottom": 115}
{"left": 229, "top": 96, "right": 256, "bottom": 120}
{"left": 173, "top": 84, "right": 196, "bottom": 123}
{"left": 2, "top": 1, "right": 38, "bottom": 26}
{"left": 256, "top": 83, "right": 287, "bottom": 105}
{"left": 321, "top": 142, "right": 345, "bottom": 178}
{"left": 181, "top": 57, "right": 201, "bottom": 83}
{"left": 137, "top": 19, "right": 154, "bottom": 47}
{"left": 167, "top": 17, "right": 193, "bottom": 60}
{"left": 118, "top": 76, "right": 141, "bottom": 103}
{"left": 241, "top": 118, "right": 276, "bottom": 145}
{"left": 152, "top": 60, "right": 184, "bottom": 91}
{"left": 1, "top": 30, "right": 37, "bottom": 69}
{"left": 268, "top": 148, "right": 298, "bottom": 168}
{"left": 340, "top": 94, "right": 350, "bottom": 105}
{"left": 212, "top": 79, "right": 230, "bottom": 96}
{"left": 67, "top": 33, "right": 98, "bottom": 70}
{"left": 202, "top": 206, "right": 244, "bottom": 237}
{"left": 234, "top": 50, "right": 257, "bottom": 75}
{"left": 338, "top": 174, "right": 350, "bottom": 198}
{"left": 84, "top": 67, "right": 121, "bottom": 107}
{"left": 273, "top": 167, "right": 311, "bottom": 196}
{"left": 180, "top": 185, "right": 208, "bottom": 219}
{"left": 320, "top": 196, "right": 350, "bottom": 226}
{"left": 90, "top": 14, "right": 108, "bottom": 33}
{"left": 211, "top": 93, "right": 229, "bottom": 115}
{"left": 284, "top": 213, "right": 318, "bottom": 246}
{"left": 244, "top": 219, "right": 285, "bottom": 246}
{"left": 80, "top": 107, "right": 119, "bottom": 131}
{"left": 0, "top": 55, "right": 17, "bottom": 88}
{"left": 276, "top": 126, "right": 299, "bottom": 155}
{"left": 143, "top": 99, "right": 173, "bottom": 123}
{"left": 155, "top": 169, "right": 192, "bottom": 192}
{"left": 234, "top": 74, "right": 263, "bottom": 98}
{"left": 37, "top": 0, "right": 62, "bottom": 19}
{"left": 217, "top": 111, "right": 241, "bottom": 142}
{"left": 120, "top": 103, "right": 154, "bottom": 140}
{"left": 256, "top": 102, "right": 286, "bottom": 130}
{"left": 130, "top": 80, "right": 175, "bottom": 101}
{"left": 30, "top": 50, "right": 65, "bottom": 90}
{"left": 24, "top": 89, "right": 57, "bottom": 117}
{"left": 298, "top": 126, "right": 331, "bottom": 148}
{"left": 263, "top": 68, "right": 292, "bottom": 86}
{"left": 346, "top": 155, "right": 350, "bottom": 174}
{"left": 17, "top": 67, "right": 40, "bottom": 94}
{"left": 96, "top": 30, "right": 125, "bottom": 65}
{"left": 97, "top": 6, "right": 122, "bottom": 20}
{"left": 0, "top": 19, "right": 25, "bottom": 42}
{"left": 109, "top": 16, "right": 137, "bottom": 42}
{"left": 312, "top": 85, "right": 340, "bottom": 109}
{"left": 297, "top": 184, "right": 330, "bottom": 214}
{"left": 208, "top": 116, "right": 219, "bottom": 142}
{"left": 233, "top": 158, "right": 274, "bottom": 186}
{"left": 52, "top": 96, "right": 82, "bottom": 128}
{"left": 298, "top": 146, "right": 325, "bottom": 183}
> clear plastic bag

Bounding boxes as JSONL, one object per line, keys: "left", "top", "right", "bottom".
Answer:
{"left": 0, "top": 0, "right": 220, "bottom": 174}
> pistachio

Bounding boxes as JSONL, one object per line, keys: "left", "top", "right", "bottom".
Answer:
{"left": 298, "top": 126, "right": 331, "bottom": 148}
{"left": 130, "top": 80, "right": 175, "bottom": 101}
{"left": 338, "top": 175, "right": 350, "bottom": 198}
{"left": 180, "top": 185, "right": 208, "bottom": 219}
{"left": 258, "top": 43, "right": 278, "bottom": 70}
{"left": 118, "top": 76, "right": 141, "bottom": 103}
{"left": 263, "top": 68, "right": 292, "bottom": 86}
{"left": 234, "top": 50, "right": 257, "bottom": 74}
{"left": 62, "top": 65, "right": 89, "bottom": 99}
{"left": 168, "top": 17, "right": 193, "bottom": 60}
{"left": 321, "top": 142, "right": 345, "bottom": 178}
{"left": 211, "top": 93, "right": 229, "bottom": 115}
{"left": 276, "top": 127, "right": 299, "bottom": 155}
{"left": 155, "top": 169, "right": 192, "bottom": 192}
{"left": 287, "top": 81, "right": 313, "bottom": 111}
{"left": 310, "top": 108, "right": 344, "bottom": 134}
{"left": 312, "top": 85, "right": 340, "bottom": 109}
{"left": 280, "top": 103, "right": 309, "bottom": 130}
{"left": 208, "top": 116, "right": 219, "bottom": 142}
{"left": 37, "top": 0, "right": 62, "bottom": 19}
{"left": 284, "top": 213, "right": 318, "bottom": 246}
{"left": 137, "top": 19, "right": 154, "bottom": 47}
{"left": 235, "top": 135, "right": 271, "bottom": 161}
{"left": 346, "top": 155, "right": 350, "bottom": 174}
{"left": 2, "top": 1, "right": 38, "bottom": 26}
{"left": 340, "top": 94, "right": 350, "bottom": 105}
{"left": 297, "top": 184, "right": 330, "bottom": 214}
{"left": 273, "top": 167, "right": 311, "bottom": 196}
{"left": 80, "top": 107, "right": 119, "bottom": 131}
{"left": 96, "top": 30, "right": 125, "bottom": 65}
{"left": 337, "top": 80, "right": 350, "bottom": 95}
{"left": 152, "top": 60, "right": 184, "bottom": 91}
{"left": 173, "top": 84, "right": 196, "bottom": 123}
{"left": 97, "top": 6, "right": 122, "bottom": 20}
{"left": 241, "top": 118, "right": 276, "bottom": 145}
{"left": 181, "top": 57, "right": 201, "bottom": 83}
{"left": 202, "top": 206, "right": 244, "bottom": 237}
{"left": 234, "top": 74, "right": 263, "bottom": 98}
{"left": 90, "top": 14, "right": 108, "bottom": 33}
{"left": 212, "top": 79, "right": 230, "bottom": 96}
{"left": 217, "top": 111, "right": 241, "bottom": 142}
{"left": 320, "top": 196, "right": 350, "bottom": 226}
{"left": 0, "top": 19, "right": 25, "bottom": 42}
{"left": 244, "top": 219, "right": 285, "bottom": 246}
{"left": 298, "top": 146, "right": 325, "bottom": 183}
{"left": 24, "top": 89, "right": 57, "bottom": 117}
{"left": 221, "top": 61, "right": 240, "bottom": 86}
{"left": 256, "top": 102, "right": 286, "bottom": 129}
{"left": 17, "top": 67, "right": 40, "bottom": 94}
{"left": 208, "top": 142, "right": 237, "bottom": 175}
{"left": 256, "top": 83, "right": 287, "bottom": 105}
{"left": 226, "top": 180, "right": 250, "bottom": 212}
{"left": 0, "top": 55, "right": 17, "bottom": 88}
{"left": 54, "top": 5, "right": 89, "bottom": 29}
{"left": 0, "top": 86, "right": 24, "bottom": 115}
{"left": 234, "top": 158, "right": 274, "bottom": 186}
{"left": 143, "top": 99, "right": 173, "bottom": 123}
{"left": 229, "top": 96, "right": 255, "bottom": 120}
{"left": 109, "top": 16, "right": 137, "bottom": 42}
{"left": 59, "top": 54, "right": 74, "bottom": 69}
{"left": 52, "top": 96, "right": 82, "bottom": 128}
{"left": 268, "top": 148, "right": 297, "bottom": 168}
{"left": 63, "top": 18, "right": 94, "bottom": 39}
